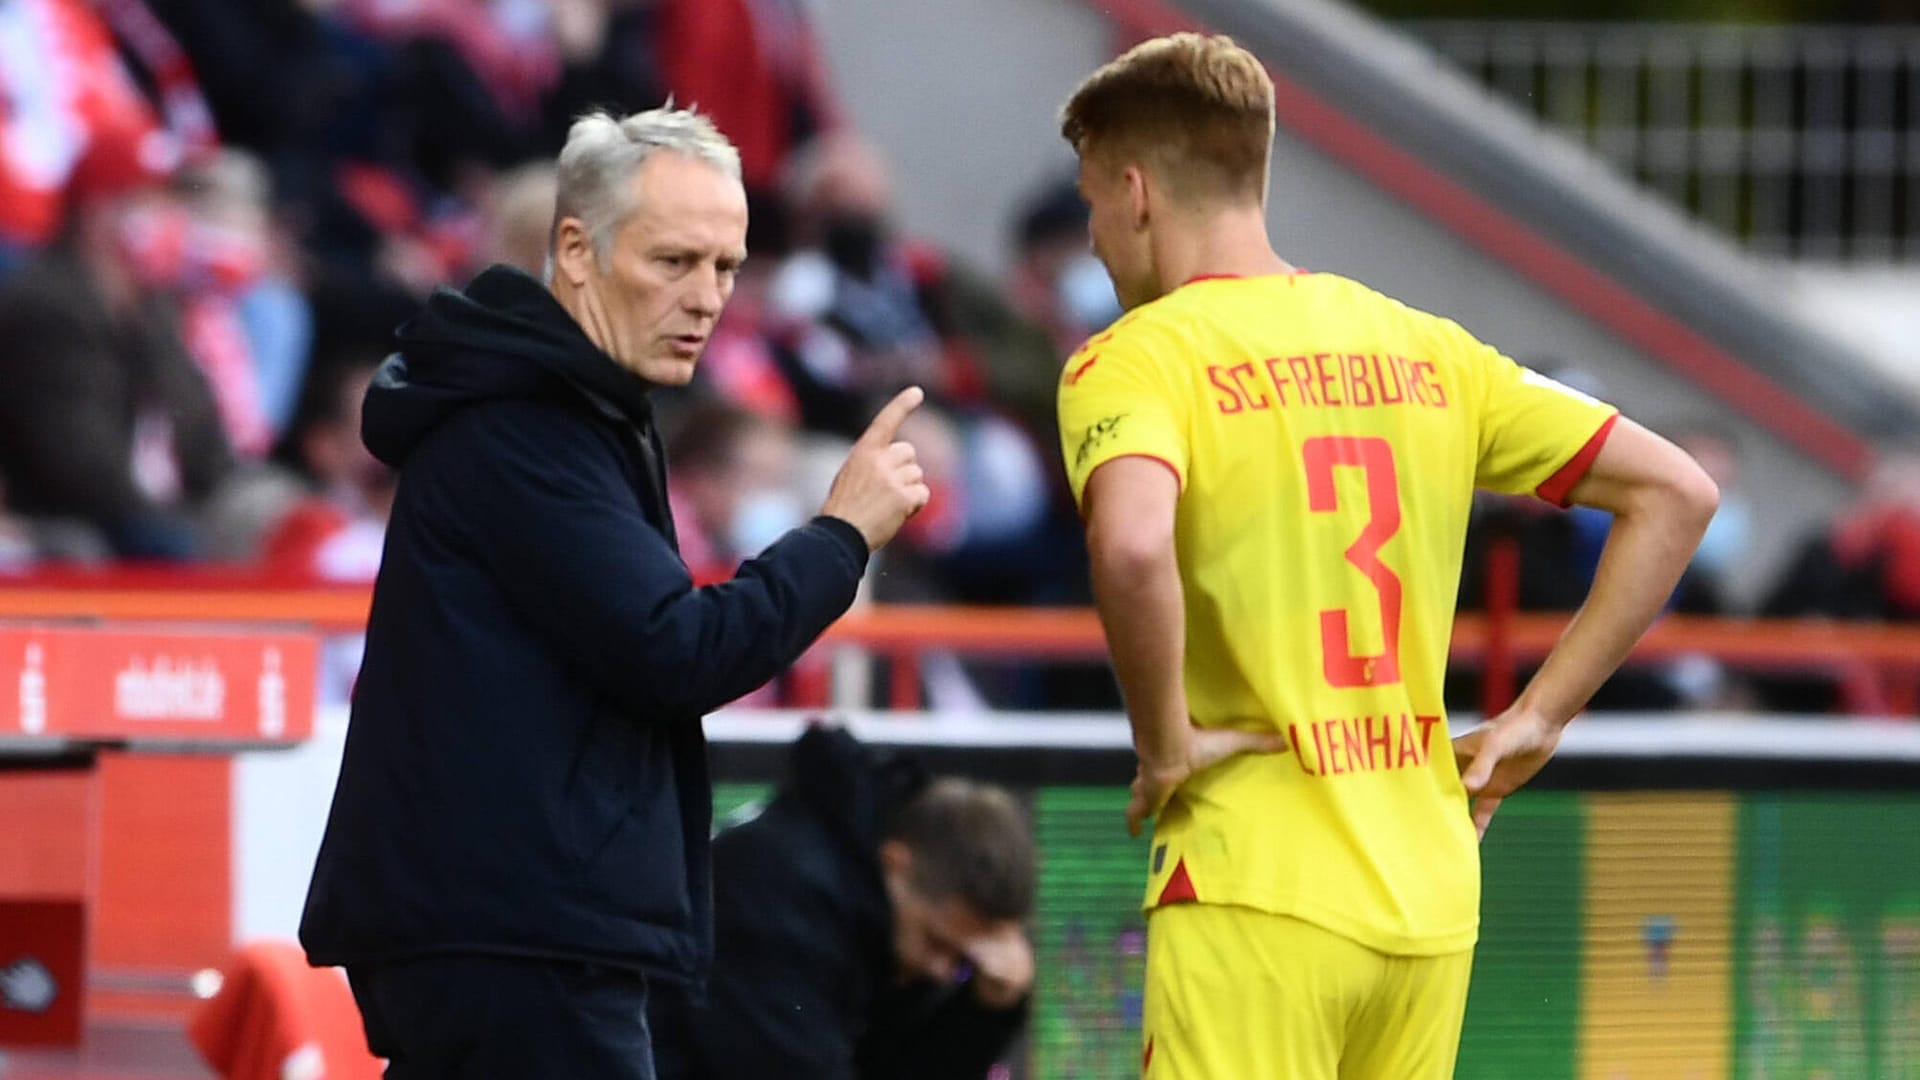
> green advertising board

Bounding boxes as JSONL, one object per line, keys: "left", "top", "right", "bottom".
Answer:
{"left": 713, "top": 784, "right": 1920, "bottom": 1078}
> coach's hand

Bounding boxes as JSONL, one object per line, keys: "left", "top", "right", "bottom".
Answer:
{"left": 821, "top": 387, "right": 933, "bottom": 551}
{"left": 1127, "top": 725, "right": 1287, "bottom": 837}
{"left": 1452, "top": 709, "right": 1564, "bottom": 840}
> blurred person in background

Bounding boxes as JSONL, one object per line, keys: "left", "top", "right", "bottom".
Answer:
{"left": 770, "top": 132, "right": 948, "bottom": 435}
{"left": 174, "top": 148, "right": 314, "bottom": 460}
{"left": 1758, "top": 454, "right": 1920, "bottom": 711}
{"left": 485, "top": 160, "right": 561, "bottom": 278}
{"left": 772, "top": 134, "right": 1059, "bottom": 596}
{"left": 261, "top": 355, "right": 394, "bottom": 583}
{"left": 652, "top": 726, "right": 1034, "bottom": 1080}
{"left": 0, "top": 134, "right": 236, "bottom": 560}
{"left": 300, "top": 107, "right": 931, "bottom": 1077}
{"left": 664, "top": 401, "right": 806, "bottom": 581}
{"left": 0, "top": 471, "right": 112, "bottom": 572}
{"left": 0, "top": 0, "right": 179, "bottom": 269}
{"left": 650, "top": 0, "right": 844, "bottom": 251}
{"left": 1008, "top": 174, "right": 1123, "bottom": 363}
{"left": 258, "top": 353, "right": 393, "bottom": 703}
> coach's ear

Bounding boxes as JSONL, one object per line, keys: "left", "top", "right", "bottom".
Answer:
{"left": 553, "top": 216, "right": 595, "bottom": 287}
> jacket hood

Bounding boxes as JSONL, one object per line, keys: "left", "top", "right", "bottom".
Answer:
{"left": 787, "top": 726, "right": 928, "bottom": 854}
{"left": 363, "top": 264, "right": 656, "bottom": 466}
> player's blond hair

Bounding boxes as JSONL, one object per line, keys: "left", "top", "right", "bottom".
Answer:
{"left": 1059, "top": 33, "right": 1275, "bottom": 204}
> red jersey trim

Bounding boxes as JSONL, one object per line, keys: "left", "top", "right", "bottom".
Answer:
{"left": 1183, "top": 269, "right": 1312, "bottom": 285}
{"left": 1535, "top": 413, "right": 1620, "bottom": 508}
{"left": 1156, "top": 856, "right": 1198, "bottom": 905}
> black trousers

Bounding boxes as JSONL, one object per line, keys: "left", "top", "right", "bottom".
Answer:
{"left": 347, "top": 954, "right": 655, "bottom": 1079}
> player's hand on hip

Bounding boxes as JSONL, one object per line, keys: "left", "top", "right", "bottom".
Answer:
{"left": 820, "top": 386, "right": 932, "bottom": 551}
{"left": 1452, "top": 709, "right": 1564, "bottom": 841}
{"left": 1126, "top": 725, "right": 1287, "bottom": 837}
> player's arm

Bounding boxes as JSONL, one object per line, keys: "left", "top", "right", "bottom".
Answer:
{"left": 1512, "top": 416, "right": 1718, "bottom": 724}
{"left": 1083, "top": 458, "right": 1280, "bottom": 836}
{"left": 1456, "top": 417, "right": 1717, "bottom": 834}
{"left": 1084, "top": 458, "right": 1190, "bottom": 792}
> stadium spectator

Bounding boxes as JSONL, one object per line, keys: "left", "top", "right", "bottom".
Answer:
{"left": 664, "top": 401, "right": 806, "bottom": 581}
{"left": 254, "top": 354, "right": 391, "bottom": 703}
{"left": 0, "top": 140, "right": 235, "bottom": 560}
{"left": 175, "top": 148, "right": 314, "bottom": 458}
{"left": 261, "top": 355, "right": 392, "bottom": 583}
{"left": 769, "top": 132, "right": 948, "bottom": 436}
{"left": 1008, "top": 174, "right": 1122, "bottom": 360}
{"left": 0, "top": 472, "right": 111, "bottom": 571}
{"left": 0, "top": 0, "right": 182, "bottom": 262}
{"left": 299, "top": 107, "right": 930, "bottom": 1076}
{"left": 771, "top": 135, "right": 1057, "bottom": 601}
{"left": 1756, "top": 455, "right": 1920, "bottom": 710}
{"left": 651, "top": 725, "right": 1034, "bottom": 1080}
{"left": 651, "top": 0, "right": 843, "bottom": 249}
{"left": 484, "top": 161, "right": 561, "bottom": 278}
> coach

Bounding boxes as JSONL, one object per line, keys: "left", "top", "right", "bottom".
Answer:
{"left": 299, "top": 106, "right": 930, "bottom": 1079}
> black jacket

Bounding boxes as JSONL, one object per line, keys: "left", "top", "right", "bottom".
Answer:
{"left": 298, "top": 265, "right": 869, "bottom": 983}
{"left": 652, "top": 727, "right": 1028, "bottom": 1080}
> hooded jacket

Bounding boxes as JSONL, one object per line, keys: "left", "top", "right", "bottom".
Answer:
{"left": 299, "top": 265, "right": 868, "bottom": 983}
{"left": 651, "top": 727, "right": 1029, "bottom": 1079}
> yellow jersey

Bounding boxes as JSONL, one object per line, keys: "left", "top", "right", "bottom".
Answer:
{"left": 1058, "top": 272, "right": 1617, "bottom": 955}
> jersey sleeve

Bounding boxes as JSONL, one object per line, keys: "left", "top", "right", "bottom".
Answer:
{"left": 1455, "top": 326, "right": 1620, "bottom": 506}
{"left": 1056, "top": 327, "right": 1188, "bottom": 507}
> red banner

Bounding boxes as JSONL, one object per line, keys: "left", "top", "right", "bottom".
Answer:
{"left": 0, "top": 627, "right": 316, "bottom": 744}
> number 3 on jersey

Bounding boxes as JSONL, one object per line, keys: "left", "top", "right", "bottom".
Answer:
{"left": 1302, "top": 436, "right": 1403, "bottom": 688}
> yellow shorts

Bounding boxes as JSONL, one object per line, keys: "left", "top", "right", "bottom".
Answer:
{"left": 1142, "top": 903, "right": 1473, "bottom": 1080}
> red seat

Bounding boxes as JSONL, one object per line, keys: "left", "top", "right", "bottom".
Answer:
{"left": 187, "top": 940, "right": 383, "bottom": 1080}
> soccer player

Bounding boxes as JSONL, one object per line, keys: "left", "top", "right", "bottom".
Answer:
{"left": 1055, "top": 33, "right": 1719, "bottom": 1078}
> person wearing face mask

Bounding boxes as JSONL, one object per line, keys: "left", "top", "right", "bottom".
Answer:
{"left": 299, "top": 108, "right": 932, "bottom": 1079}
{"left": 173, "top": 147, "right": 314, "bottom": 460}
{"left": 0, "top": 129, "right": 236, "bottom": 560}
{"left": 1009, "top": 176, "right": 1123, "bottom": 359}
{"left": 650, "top": 725, "right": 1035, "bottom": 1080}
{"left": 767, "top": 133, "right": 947, "bottom": 438}
{"left": 664, "top": 401, "right": 807, "bottom": 581}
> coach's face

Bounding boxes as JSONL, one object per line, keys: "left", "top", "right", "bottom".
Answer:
{"left": 1077, "top": 150, "right": 1157, "bottom": 311}
{"left": 556, "top": 151, "right": 749, "bottom": 387}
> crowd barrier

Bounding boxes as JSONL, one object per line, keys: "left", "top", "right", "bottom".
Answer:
{"left": 4, "top": 571, "right": 1920, "bottom": 715}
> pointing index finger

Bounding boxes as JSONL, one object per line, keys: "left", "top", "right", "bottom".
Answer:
{"left": 861, "top": 386, "right": 925, "bottom": 447}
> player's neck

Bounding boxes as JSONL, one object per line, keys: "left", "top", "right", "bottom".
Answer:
{"left": 1152, "top": 206, "right": 1293, "bottom": 292}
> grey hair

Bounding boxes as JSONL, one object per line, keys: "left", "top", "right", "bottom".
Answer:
{"left": 552, "top": 106, "right": 742, "bottom": 269}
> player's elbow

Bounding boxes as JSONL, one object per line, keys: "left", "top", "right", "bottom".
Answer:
{"left": 1665, "top": 458, "right": 1720, "bottom": 536}
{"left": 1628, "top": 457, "right": 1719, "bottom": 541}
{"left": 1087, "top": 517, "right": 1174, "bottom": 583}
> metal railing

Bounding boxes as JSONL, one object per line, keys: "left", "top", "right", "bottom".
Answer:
{"left": 1405, "top": 20, "right": 1920, "bottom": 261}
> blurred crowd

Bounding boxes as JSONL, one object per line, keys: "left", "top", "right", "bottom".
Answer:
{"left": 0, "top": 0, "right": 1116, "bottom": 709}
{"left": 0, "top": 0, "right": 1912, "bottom": 714}
{"left": 1454, "top": 380, "right": 1920, "bottom": 715}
